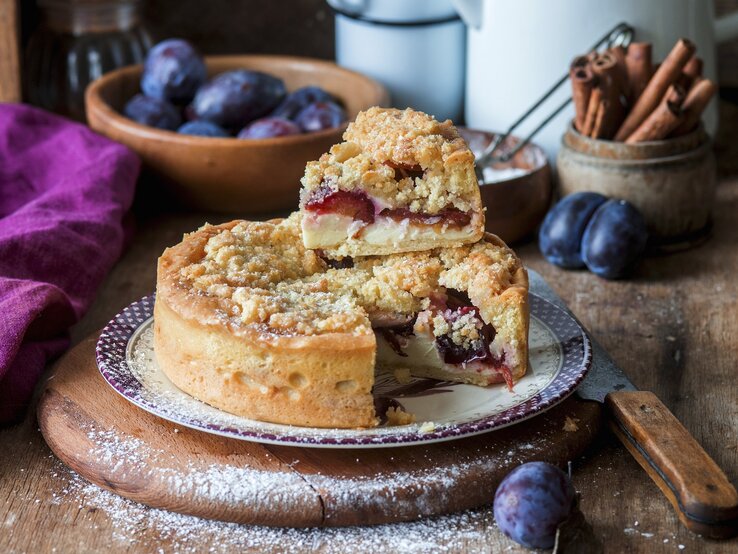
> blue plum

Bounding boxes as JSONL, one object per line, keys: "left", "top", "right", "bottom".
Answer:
{"left": 294, "top": 101, "right": 346, "bottom": 132}
{"left": 538, "top": 192, "right": 608, "bottom": 268}
{"left": 237, "top": 117, "right": 301, "bottom": 139}
{"left": 177, "top": 120, "right": 229, "bottom": 137}
{"left": 123, "top": 94, "right": 181, "bottom": 130}
{"left": 141, "top": 39, "right": 206, "bottom": 104}
{"left": 191, "top": 70, "right": 286, "bottom": 129}
{"left": 493, "top": 462, "right": 576, "bottom": 549}
{"left": 272, "top": 86, "right": 336, "bottom": 120}
{"left": 582, "top": 199, "right": 648, "bottom": 279}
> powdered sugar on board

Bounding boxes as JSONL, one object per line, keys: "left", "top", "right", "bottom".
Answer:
{"left": 48, "top": 458, "right": 504, "bottom": 554}
{"left": 77, "top": 416, "right": 546, "bottom": 523}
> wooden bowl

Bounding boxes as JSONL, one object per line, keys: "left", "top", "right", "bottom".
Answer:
{"left": 86, "top": 55, "right": 388, "bottom": 213}
{"left": 459, "top": 128, "right": 552, "bottom": 245}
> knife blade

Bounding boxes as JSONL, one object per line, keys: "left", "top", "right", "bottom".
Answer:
{"left": 529, "top": 270, "right": 738, "bottom": 539}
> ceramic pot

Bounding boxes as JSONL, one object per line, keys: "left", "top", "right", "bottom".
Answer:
{"left": 459, "top": 128, "right": 551, "bottom": 244}
{"left": 557, "top": 124, "right": 716, "bottom": 245}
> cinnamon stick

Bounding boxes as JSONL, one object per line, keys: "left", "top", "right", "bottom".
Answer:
{"left": 625, "top": 42, "right": 653, "bottom": 103}
{"left": 677, "top": 56, "right": 704, "bottom": 90}
{"left": 591, "top": 101, "right": 609, "bottom": 140}
{"left": 590, "top": 53, "right": 625, "bottom": 139}
{"left": 608, "top": 45, "right": 629, "bottom": 97}
{"left": 625, "top": 84, "right": 686, "bottom": 143}
{"left": 683, "top": 55, "right": 703, "bottom": 80}
{"left": 581, "top": 86, "right": 602, "bottom": 137}
{"left": 615, "top": 38, "right": 695, "bottom": 140}
{"left": 570, "top": 61, "right": 596, "bottom": 133}
{"left": 670, "top": 78, "right": 717, "bottom": 137}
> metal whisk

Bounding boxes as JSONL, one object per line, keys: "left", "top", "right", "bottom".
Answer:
{"left": 474, "top": 21, "right": 634, "bottom": 180}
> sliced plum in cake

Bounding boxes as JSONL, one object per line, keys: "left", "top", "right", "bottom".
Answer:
{"left": 299, "top": 107, "right": 485, "bottom": 256}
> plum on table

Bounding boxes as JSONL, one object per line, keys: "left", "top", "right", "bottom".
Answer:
{"left": 237, "top": 117, "right": 301, "bottom": 139}
{"left": 294, "top": 101, "right": 346, "bottom": 132}
{"left": 123, "top": 94, "right": 181, "bottom": 130}
{"left": 538, "top": 192, "right": 608, "bottom": 268}
{"left": 582, "top": 199, "right": 648, "bottom": 279}
{"left": 272, "top": 86, "right": 336, "bottom": 120}
{"left": 177, "top": 120, "right": 229, "bottom": 137}
{"left": 141, "top": 39, "right": 206, "bottom": 104}
{"left": 493, "top": 461, "right": 576, "bottom": 549}
{"left": 191, "top": 70, "right": 286, "bottom": 130}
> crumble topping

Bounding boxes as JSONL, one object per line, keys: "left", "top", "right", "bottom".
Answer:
{"left": 182, "top": 217, "right": 323, "bottom": 292}
{"left": 300, "top": 107, "right": 480, "bottom": 214}
{"left": 231, "top": 282, "right": 369, "bottom": 337}
{"left": 385, "top": 406, "right": 416, "bottom": 426}
{"left": 431, "top": 311, "right": 482, "bottom": 348}
{"left": 344, "top": 107, "right": 469, "bottom": 169}
{"left": 173, "top": 216, "right": 522, "bottom": 339}
{"left": 393, "top": 368, "right": 413, "bottom": 384}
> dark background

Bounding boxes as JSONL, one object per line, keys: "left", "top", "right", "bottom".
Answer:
{"left": 142, "top": 0, "right": 335, "bottom": 60}
{"left": 16, "top": 0, "right": 738, "bottom": 172}
{"left": 19, "top": 0, "right": 738, "bottom": 86}
{"left": 20, "top": 0, "right": 335, "bottom": 60}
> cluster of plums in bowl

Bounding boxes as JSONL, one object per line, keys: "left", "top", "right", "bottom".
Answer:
{"left": 122, "top": 38, "right": 346, "bottom": 139}
{"left": 539, "top": 192, "right": 648, "bottom": 279}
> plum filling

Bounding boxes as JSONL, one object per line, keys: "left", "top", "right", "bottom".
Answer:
{"left": 379, "top": 207, "right": 472, "bottom": 228}
{"left": 304, "top": 184, "right": 473, "bottom": 230}
{"left": 304, "top": 186, "right": 375, "bottom": 224}
{"left": 434, "top": 307, "right": 497, "bottom": 365}
{"left": 433, "top": 289, "right": 513, "bottom": 389}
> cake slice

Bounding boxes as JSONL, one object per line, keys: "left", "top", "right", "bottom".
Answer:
{"left": 299, "top": 107, "right": 485, "bottom": 257}
{"left": 351, "top": 234, "right": 529, "bottom": 388}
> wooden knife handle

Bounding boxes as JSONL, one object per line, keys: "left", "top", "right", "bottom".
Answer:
{"left": 606, "top": 390, "right": 738, "bottom": 539}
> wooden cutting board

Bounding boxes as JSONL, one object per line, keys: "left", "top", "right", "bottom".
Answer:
{"left": 37, "top": 334, "right": 602, "bottom": 528}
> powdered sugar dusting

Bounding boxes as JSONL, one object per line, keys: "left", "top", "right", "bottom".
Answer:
{"left": 49, "top": 459, "right": 502, "bottom": 554}
{"left": 78, "top": 416, "right": 544, "bottom": 523}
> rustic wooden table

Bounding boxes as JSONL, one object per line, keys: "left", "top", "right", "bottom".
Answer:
{"left": 1, "top": 172, "right": 737, "bottom": 553}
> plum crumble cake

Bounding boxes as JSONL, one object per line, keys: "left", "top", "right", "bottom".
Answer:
{"left": 299, "top": 107, "right": 485, "bottom": 256}
{"left": 154, "top": 215, "right": 528, "bottom": 429}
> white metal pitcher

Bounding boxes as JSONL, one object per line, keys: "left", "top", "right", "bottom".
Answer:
{"left": 452, "top": 0, "right": 738, "bottom": 159}
{"left": 329, "top": 0, "right": 466, "bottom": 122}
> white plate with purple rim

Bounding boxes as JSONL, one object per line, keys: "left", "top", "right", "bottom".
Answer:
{"left": 95, "top": 293, "right": 591, "bottom": 448}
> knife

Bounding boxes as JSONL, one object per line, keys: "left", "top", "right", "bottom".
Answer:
{"left": 529, "top": 270, "right": 738, "bottom": 539}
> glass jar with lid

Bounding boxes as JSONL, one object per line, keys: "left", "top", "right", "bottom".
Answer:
{"left": 25, "top": 0, "right": 152, "bottom": 121}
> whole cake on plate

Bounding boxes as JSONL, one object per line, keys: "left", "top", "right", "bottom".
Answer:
{"left": 153, "top": 108, "right": 529, "bottom": 429}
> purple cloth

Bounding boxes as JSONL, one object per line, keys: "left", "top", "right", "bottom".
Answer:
{"left": 0, "top": 104, "right": 140, "bottom": 423}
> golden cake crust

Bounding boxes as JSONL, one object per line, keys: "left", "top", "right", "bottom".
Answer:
{"left": 155, "top": 218, "right": 378, "bottom": 428}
